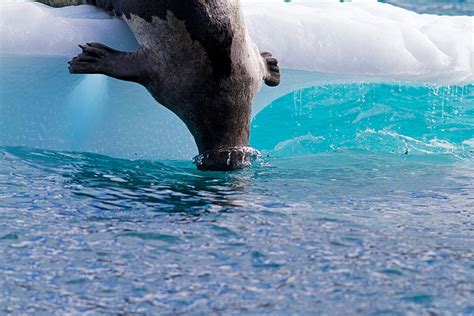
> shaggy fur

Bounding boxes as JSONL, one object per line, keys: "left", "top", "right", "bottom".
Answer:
{"left": 37, "top": 0, "right": 280, "bottom": 170}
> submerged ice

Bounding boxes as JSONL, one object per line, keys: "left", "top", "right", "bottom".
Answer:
{"left": 0, "top": 1, "right": 473, "bottom": 160}
{"left": 1, "top": 54, "right": 472, "bottom": 160}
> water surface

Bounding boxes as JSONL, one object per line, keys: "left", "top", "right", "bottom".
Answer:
{"left": 1, "top": 146, "right": 473, "bottom": 314}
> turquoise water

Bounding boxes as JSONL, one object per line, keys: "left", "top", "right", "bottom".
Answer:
{"left": 252, "top": 84, "right": 474, "bottom": 159}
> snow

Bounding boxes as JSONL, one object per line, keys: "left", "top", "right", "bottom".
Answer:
{"left": 0, "top": 0, "right": 472, "bottom": 84}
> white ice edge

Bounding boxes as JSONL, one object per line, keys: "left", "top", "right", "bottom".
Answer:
{"left": 0, "top": 0, "right": 473, "bottom": 85}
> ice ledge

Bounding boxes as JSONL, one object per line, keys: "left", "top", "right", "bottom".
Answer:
{"left": 0, "top": 1, "right": 473, "bottom": 84}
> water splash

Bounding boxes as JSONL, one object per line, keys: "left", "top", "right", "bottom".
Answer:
{"left": 192, "top": 146, "right": 263, "bottom": 170}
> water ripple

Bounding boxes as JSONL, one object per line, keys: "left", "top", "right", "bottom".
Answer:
{"left": 1, "top": 146, "right": 473, "bottom": 314}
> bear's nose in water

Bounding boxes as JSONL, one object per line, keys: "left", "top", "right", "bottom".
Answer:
{"left": 193, "top": 146, "right": 261, "bottom": 171}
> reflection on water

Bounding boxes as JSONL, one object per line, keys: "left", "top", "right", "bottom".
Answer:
{"left": 3, "top": 147, "right": 255, "bottom": 217}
